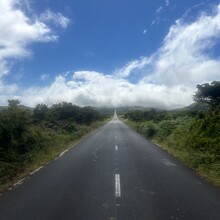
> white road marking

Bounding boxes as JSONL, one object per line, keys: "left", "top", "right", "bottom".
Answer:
{"left": 115, "top": 145, "right": 118, "bottom": 151}
{"left": 14, "top": 177, "right": 26, "bottom": 187}
{"left": 30, "top": 166, "right": 43, "bottom": 175}
{"left": 162, "top": 159, "right": 176, "bottom": 167}
{"left": 59, "top": 149, "right": 69, "bottom": 157}
{"left": 115, "top": 174, "right": 121, "bottom": 197}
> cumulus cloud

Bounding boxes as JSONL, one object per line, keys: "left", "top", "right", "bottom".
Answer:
{"left": 0, "top": 0, "right": 69, "bottom": 66}
{"left": 0, "top": 0, "right": 58, "bottom": 64}
{"left": 0, "top": 0, "right": 69, "bottom": 103}
{"left": 2, "top": 3, "right": 220, "bottom": 109}
{"left": 0, "top": 80, "right": 18, "bottom": 94}
{"left": 116, "top": 4, "right": 220, "bottom": 88}
{"left": 114, "top": 57, "right": 153, "bottom": 78}
{"left": 146, "top": 5, "right": 220, "bottom": 86}
{"left": 0, "top": 78, "right": 19, "bottom": 106}
{"left": 20, "top": 71, "right": 192, "bottom": 109}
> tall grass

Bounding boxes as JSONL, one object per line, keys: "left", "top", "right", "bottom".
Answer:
{"left": 124, "top": 108, "right": 220, "bottom": 186}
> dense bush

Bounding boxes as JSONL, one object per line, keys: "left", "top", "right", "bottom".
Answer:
{"left": 0, "top": 100, "right": 106, "bottom": 185}
{"left": 124, "top": 109, "right": 157, "bottom": 122}
{"left": 125, "top": 105, "right": 220, "bottom": 184}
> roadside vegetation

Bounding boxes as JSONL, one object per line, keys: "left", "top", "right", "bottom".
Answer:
{"left": 0, "top": 100, "right": 108, "bottom": 192}
{"left": 123, "top": 81, "right": 220, "bottom": 186}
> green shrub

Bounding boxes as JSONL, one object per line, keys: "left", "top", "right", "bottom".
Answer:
{"left": 125, "top": 106, "right": 220, "bottom": 185}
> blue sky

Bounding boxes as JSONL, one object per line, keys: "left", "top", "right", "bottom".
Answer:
{"left": 0, "top": 0, "right": 220, "bottom": 108}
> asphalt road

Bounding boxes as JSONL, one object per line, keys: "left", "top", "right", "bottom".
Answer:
{"left": 0, "top": 116, "right": 220, "bottom": 220}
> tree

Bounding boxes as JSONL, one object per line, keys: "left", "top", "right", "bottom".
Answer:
{"left": 124, "top": 109, "right": 157, "bottom": 122}
{"left": 193, "top": 81, "right": 220, "bottom": 107}
{"left": 0, "top": 100, "right": 32, "bottom": 154}
{"left": 33, "top": 104, "right": 48, "bottom": 122}
{"left": 59, "top": 102, "right": 80, "bottom": 121}
{"left": 79, "top": 107, "right": 101, "bottom": 125}
{"left": 8, "top": 99, "right": 20, "bottom": 108}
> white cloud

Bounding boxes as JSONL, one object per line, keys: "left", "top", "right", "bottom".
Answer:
{"left": 0, "top": 78, "right": 18, "bottom": 105}
{"left": 183, "top": 2, "right": 205, "bottom": 18}
{"left": 0, "top": 0, "right": 69, "bottom": 102}
{"left": 117, "top": 4, "right": 220, "bottom": 89}
{"left": 20, "top": 71, "right": 192, "bottom": 109}
{"left": 151, "top": 20, "right": 156, "bottom": 26}
{"left": 0, "top": 60, "right": 9, "bottom": 78}
{"left": 0, "top": 0, "right": 58, "bottom": 63}
{"left": 165, "top": 0, "right": 170, "bottom": 7}
{"left": 40, "top": 74, "right": 50, "bottom": 81}
{"left": 0, "top": 80, "right": 18, "bottom": 94}
{"left": 39, "top": 9, "right": 70, "bottom": 28}
{"left": 156, "top": 6, "right": 163, "bottom": 15}
{"left": 151, "top": 17, "right": 162, "bottom": 26}
{"left": 147, "top": 5, "right": 220, "bottom": 86}
{"left": 115, "top": 57, "right": 153, "bottom": 78}
{"left": 1, "top": 3, "right": 220, "bottom": 109}
{"left": 0, "top": 0, "right": 69, "bottom": 73}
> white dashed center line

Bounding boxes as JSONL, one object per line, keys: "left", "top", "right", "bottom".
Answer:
{"left": 115, "top": 145, "right": 118, "bottom": 151}
{"left": 115, "top": 174, "right": 121, "bottom": 197}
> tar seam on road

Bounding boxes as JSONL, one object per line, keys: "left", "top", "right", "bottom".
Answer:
{"left": 115, "top": 174, "right": 121, "bottom": 197}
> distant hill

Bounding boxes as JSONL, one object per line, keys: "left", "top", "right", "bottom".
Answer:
{"left": 0, "top": 106, "right": 8, "bottom": 112}
{"left": 96, "top": 106, "right": 163, "bottom": 115}
{"left": 96, "top": 103, "right": 210, "bottom": 116}
{"left": 0, "top": 105, "right": 33, "bottom": 112}
{"left": 19, "top": 105, "right": 33, "bottom": 111}
{"left": 170, "top": 103, "right": 210, "bottom": 112}
{"left": 1, "top": 103, "right": 209, "bottom": 115}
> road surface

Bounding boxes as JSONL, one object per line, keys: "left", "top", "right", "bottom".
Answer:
{"left": 0, "top": 116, "right": 220, "bottom": 220}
